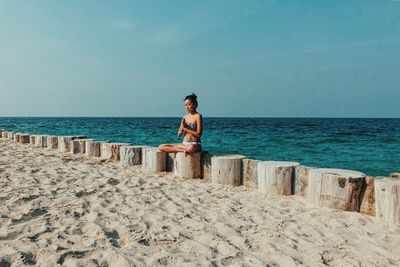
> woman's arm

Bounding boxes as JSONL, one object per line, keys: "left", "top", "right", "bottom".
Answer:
{"left": 177, "top": 117, "right": 185, "bottom": 137}
{"left": 182, "top": 114, "right": 202, "bottom": 138}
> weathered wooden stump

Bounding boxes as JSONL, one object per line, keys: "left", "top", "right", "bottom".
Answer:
{"left": 100, "top": 143, "right": 129, "bottom": 161}
{"left": 70, "top": 139, "right": 94, "bottom": 154}
{"left": 359, "top": 176, "right": 382, "bottom": 216}
{"left": 166, "top": 152, "right": 176, "bottom": 172}
{"left": 58, "top": 136, "right": 86, "bottom": 153}
{"left": 201, "top": 151, "right": 212, "bottom": 181}
{"left": 29, "top": 135, "right": 36, "bottom": 145}
{"left": 257, "top": 161, "right": 300, "bottom": 196}
{"left": 46, "top": 136, "right": 59, "bottom": 149}
{"left": 142, "top": 147, "right": 166, "bottom": 172}
{"left": 34, "top": 135, "right": 47, "bottom": 147}
{"left": 293, "top": 165, "right": 314, "bottom": 197}
{"left": 172, "top": 152, "right": 201, "bottom": 179}
{"left": 120, "top": 145, "right": 149, "bottom": 166}
{"left": 7, "top": 131, "right": 15, "bottom": 140}
{"left": 390, "top": 173, "right": 400, "bottom": 179}
{"left": 19, "top": 134, "right": 30, "bottom": 144}
{"left": 1, "top": 131, "right": 8, "bottom": 138}
{"left": 375, "top": 177, "right": 400, "bottom": 224}
{"left": 242, "top": 159, "right": 261, "bottom": 188}
{"left": 307, "top": 168, "right": 366, "bottom": 211}
{"left": 211, "top": 155, "right": 246, "bottom": 186}
{"left": 85, "top": 141, "right": 109, "bottom": 157}
{"left": 13, "top": 133, "right": 22, "bottom": 142}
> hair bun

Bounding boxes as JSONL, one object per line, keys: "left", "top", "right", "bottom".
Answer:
{"left": 191, "top": 93, "right": 197, "bottom": 99}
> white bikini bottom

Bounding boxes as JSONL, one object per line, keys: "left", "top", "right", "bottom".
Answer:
{"left": 182, "top": 141, "right": 201, "bottom": 145}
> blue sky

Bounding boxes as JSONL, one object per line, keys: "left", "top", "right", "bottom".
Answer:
{"left": 0, "top": 0, "right": 399, "bottom": 117}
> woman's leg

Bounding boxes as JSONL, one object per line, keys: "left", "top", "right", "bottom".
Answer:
{"left": 159, "top": 144, "right": 188, "bottom": 153}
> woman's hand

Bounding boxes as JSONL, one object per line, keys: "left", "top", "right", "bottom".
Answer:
{"left": 178, "top": 127, "right": 185, "bottom": 137}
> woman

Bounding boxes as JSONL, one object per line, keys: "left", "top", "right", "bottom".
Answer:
{"left": 159, "top": 93, "right": 202, "bottom": 154}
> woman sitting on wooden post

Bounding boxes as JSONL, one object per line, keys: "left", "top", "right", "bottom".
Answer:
{"left": 159, "top": 93, "right": 202, "bottom": 155}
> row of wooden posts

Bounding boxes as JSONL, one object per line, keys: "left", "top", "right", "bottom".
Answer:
{"left": 1, "top": 129, "right": 399, "bottom": 225}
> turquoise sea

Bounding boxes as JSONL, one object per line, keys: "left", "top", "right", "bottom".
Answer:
{"left": 0, "top": 117, "right": 399, "bottom": 176}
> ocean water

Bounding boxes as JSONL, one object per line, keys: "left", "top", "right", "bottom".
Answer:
{"left": 0, "top": 117, "right": 399, "bottom": 176}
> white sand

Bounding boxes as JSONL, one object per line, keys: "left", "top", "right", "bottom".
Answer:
{"left": 0, "top": 139, "right": 399, "bottom": 266}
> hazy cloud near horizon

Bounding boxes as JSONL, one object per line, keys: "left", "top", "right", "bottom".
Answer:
{"left": 0, "top": 0, "right": 399, "bottom": 117}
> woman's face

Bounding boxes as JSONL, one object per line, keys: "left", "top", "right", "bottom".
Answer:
{"left": 184, "top": 99, "right": 196, "bottom": 113}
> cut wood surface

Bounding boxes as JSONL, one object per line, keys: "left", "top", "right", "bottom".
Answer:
{"left": 294, "top": 165, "right": 314, "bottom": 197}
{"left": 375, "top": 177, "right": 400, "bottom": 224}
{"left": 257, "top": 161, "right": 300, "bottom": 196}
{"left": 173, "top": 152, "right": 201, "bottom": 179}
{"left": 242, "top": 159, "right": 260, "bottom": 188}
{"left": 120, "top": 145, "right": 149, "bottom": 166}
{"left": 142, "top": 147, "right": 166, "bottom": 172}
{"left": 211, "top": 155, "right": 246, "bottom": 186}
{"left": 46, "top": 136, "right": 59, "bottom": 149}
{"left": 307, "top": 168, "right": 366, "bottom": 211}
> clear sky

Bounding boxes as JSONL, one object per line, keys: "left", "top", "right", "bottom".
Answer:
{"left": 0, "top": 0, "right": 399, "bottom": 117}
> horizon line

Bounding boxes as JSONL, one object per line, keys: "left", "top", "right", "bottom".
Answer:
{"left": 0, "top": 116, "right": 399, "bottom": 119}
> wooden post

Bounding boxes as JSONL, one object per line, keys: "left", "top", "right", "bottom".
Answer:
{"left": 257, "top": 161, "right": 300, "bottom": 196}
{"left": 70, "top": 139, "right": 94, "bottom": 154}
{"left": 201, "top": 151, "right": 212, "bottom": 182}
{"left": 34, "top": 135, "right": 47, "bottom": 147}
{"left": 58, "top": 136, "right": 86, "bottom": 153}
{"left": 173, "top": 152, "right": 201, "bottom": 179}
{"left": 7, "top": 131, "right": 15, "bottom": 140}
{"left": 359, "top": 176, "right": 381, "bottom": 216}
{"left": 142, "top": 147, "right": 166, "bottom": 172}
{"left": 13, "top": 133, "right": 22, "bottom": 142}
{"left": 120, "top": 145, "right": 149, "bottom": 166}
{"left": 242, "top": 159, "right": 261, "bottom": 188}
{"left": 46, "top": 136, "right": 59, "bottom": 149}
{"left": 293, "top": 165, "right": 314, "bottom": 197}
{"left": 307, "top": 168, "right": 365, "bottom": 211}
{"left": 166, "top": 153, "right": 176, "bottom": 172}
{"left": 1, "top": 131, "right": 8, "bottom": 138}
{"left": 29, "top": 135, "right": 36, "bottom": 145}
{"left": 100, "top": 143, "right": 129, "bottom": 161}
{"left": 375, "top": 177, "right": 400, "bottom": 224}
{"left": 19, "top": 134, "right": 30, "bottom": 144}
{"left": 85, "top": 141, "right": 108, "bottom": 158}
{"left": 211, "top": 155, "right": 246, "bottom": 186}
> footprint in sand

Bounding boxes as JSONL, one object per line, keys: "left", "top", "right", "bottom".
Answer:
{"left": 103, "top": 228, "right": 120, "bottom": 247}
{"left": 11, "top": 208, "right": 48, "bottom": 225}
{"left": 19, "top": 251, "right": 36, "bottom": 265}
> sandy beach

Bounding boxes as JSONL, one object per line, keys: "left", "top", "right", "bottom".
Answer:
{"left": 0, "top": 139, "right": 399, "bottom": 266}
